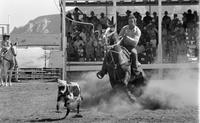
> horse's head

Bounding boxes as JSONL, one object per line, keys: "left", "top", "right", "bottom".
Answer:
{"left": 4, "top": 43, "right": 17, "bottom": 59}
{"left": 10, "top": 43, "right": 17, "bottom": 56}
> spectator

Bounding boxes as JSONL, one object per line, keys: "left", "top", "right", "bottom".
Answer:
{"left": 73, "top": 7, "right": 84, "bottom": 21}
{"left": 89, "top": 11, "right": 99, "bottom": 30}
{"left": 146, "top": 23, "right": 158, "bottom": 60}
{"left": 182, "top": 12, "right": 187, "bottom": 30}
{"left": 170, "top": 14, "right": 181, "bottom": 31}
{"left": 143, "top": 11, "right": 152, "bottom": 27}
{"left": 79, "top": 28, "right": 87, "bottom": 43}
{"left": 73, "top": 36, "right": 84, "bottom": 60}
{"left": 162, "top": 11, "right": 171, "bottom": 32}
{"left": 85, "top": 33, "right": 95, "bottom": 61}
{"left": 66, "top": 12, "right": 73, "bottom": 34}
{"left": 81, "top": 14, "right": 89, "bottom": 22}
{"left": 134, "top": 11, "right": 143, "bottom": 30}
{"left": 168, "top": 32, "right": 178, "bottom": 63}
{"left": 152, "top": 12, "right": 158, "bottom": 29}
{"left": 122, "top": 10, "right": 132, "bottom": 26}
{"left": 193, "top": 11, "right": 199, "bottom": 24}
{"left": 99, "top": 12, "right": 110, "bottom": 29}
{"left": 186, "top": 9, "right": 194, "bottom": 24}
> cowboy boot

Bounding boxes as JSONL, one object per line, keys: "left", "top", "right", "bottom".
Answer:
{"left": 96, "top": 70, "right": 105, "bottom": 79}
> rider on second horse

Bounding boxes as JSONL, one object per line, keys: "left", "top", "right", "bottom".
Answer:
{"left": 97, "top": 15, "right": 141, "bottom": 79}
{"left": 1, "top": 34, "right": 18, "bottom": 68}
{"left": 1, "top": 34, "right": 11, "bottom": 56}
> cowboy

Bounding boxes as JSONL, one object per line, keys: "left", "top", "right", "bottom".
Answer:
{"left": 119, "top": 15, "right": 141, "bottom": 74}
{"left": 97, "top": 15, "right": 141, "bottom": 79}
{"left": 1, "top": 34, "right": 11, "bottom": 56}
{"left": 1, "top": 34, "right": 18, "bottom": 68}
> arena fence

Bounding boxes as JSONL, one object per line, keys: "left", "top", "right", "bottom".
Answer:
{"left": 12, "top": 68, "right": 62, "bottom": 81}
{"left": 9, "top": 62, "right": 198, "bottom": 81}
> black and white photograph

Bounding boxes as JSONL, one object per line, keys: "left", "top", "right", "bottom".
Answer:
{"left": 0, "top": 0, "right": 199, "bottom": 122}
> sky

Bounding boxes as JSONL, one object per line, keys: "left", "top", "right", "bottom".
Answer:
{"left": 0, "top": 0, "right": 60, "bottom": 31}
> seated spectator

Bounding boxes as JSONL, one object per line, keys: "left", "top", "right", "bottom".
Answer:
{"left": 99, "top": 12, "right": 110, "bottom": 29}
{"left": 79, "top": 28, "right": 87, "bottom": 43}
{"left": 143, "top": 11, "right": 152, "bottom": 27}
{"left": 85, "top": 33, "right": 95, "bottom": 61}
{"left": 73, "top": 36, "right": 85, "bottom": 60}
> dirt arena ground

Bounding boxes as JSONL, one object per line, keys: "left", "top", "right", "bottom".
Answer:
{"left": 0, "top": 71, "right": 198, "bottom": 123}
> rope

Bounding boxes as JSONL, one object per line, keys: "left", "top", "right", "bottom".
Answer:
{"left": 65, "top": 16, "right": 95, "bottom": 33}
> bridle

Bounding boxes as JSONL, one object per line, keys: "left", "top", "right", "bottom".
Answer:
{"left": 1, "top": 45, "right": 16, "bottom": 63}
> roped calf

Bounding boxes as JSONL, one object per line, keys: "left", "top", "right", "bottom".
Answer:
{"left": 56, "top": 79, "right": 83, "bottom": 118}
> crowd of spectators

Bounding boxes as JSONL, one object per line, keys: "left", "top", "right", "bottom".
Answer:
{"left": 65, "top": 7, "right": 199, "bottom": 63}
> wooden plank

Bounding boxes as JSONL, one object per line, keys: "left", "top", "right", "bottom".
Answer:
{"left": 66, "top": 63, "right": 199, "bottom": 71}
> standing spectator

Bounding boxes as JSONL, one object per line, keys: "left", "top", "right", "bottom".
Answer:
{"left": 152, "top": 12, "right": 158, "bottom": 29}
{"left": 162, "top": 28, "right": 169, "bottom": 63}
{"left": 170, "top": 14, "right": 181, "bottom": 31}
{"left": 182, "top": 12, "right": 187, "bottom": 30}
{"left": 89, "top": 11, "right": 99, "bottom": 30}
{"left": 143, "top": 11, "right": 152, "bottom": 27}
{"left": 73, "top": 7, "right": 84, "bottom": 21}
{"left": 66, "top": 12, "right": 73, "bottom": 34}
{"left": 99, "top": 12, "right": 110, "bottom": 29}
{"left": 146, "top": 23, "right": 158, "bottom": 61}
{"left": 121, "top": 10, "right": 132, "bottom": 26}
{"left": 134, "top": 12, "right": 143, "bottom": 30}
{"left": 186, "top": 9, "right": 195, "bottom": 25}
{"left": 81, "top": 14, "right": 89, "bottom": 22}
{"left": 117, "top": 12, "right": 123, "bottom": 33}
{"left": 162, "top": 11, "right": 171, "bottom": 32}
{"left": 193, "top": 11, "right": 199, "bottom": 24}
{"left": 168, "top": 33, "right": 178, "bottom": 63}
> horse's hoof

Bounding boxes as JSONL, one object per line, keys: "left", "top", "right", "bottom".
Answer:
{"left": 9, "top": 83, "right": 12, "bottom": 86}
{"left": 56, "top": 110, "right": 62, "bottom": 113}
{"left": 72, "top": 114, "right": 83, "bottom": 118}
{"left": 5, "top": 84, "right": 8, "bottom": 87}
{"left": 96, "top": 72, "right": 103, "bottom": 79}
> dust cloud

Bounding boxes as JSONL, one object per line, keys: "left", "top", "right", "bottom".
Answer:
{"left": 77, "top": 68, "right": 198, "bottom": 113}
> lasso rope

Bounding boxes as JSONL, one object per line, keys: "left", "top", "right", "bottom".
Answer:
{"left": 65, "top": 16, "right": 95, "bottom": 33}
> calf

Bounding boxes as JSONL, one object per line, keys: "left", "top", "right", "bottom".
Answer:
{"left": 56, "top": 79, "right": 82, "bottom": 118}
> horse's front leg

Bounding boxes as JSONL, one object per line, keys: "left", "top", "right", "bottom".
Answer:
{"left": 0, "top": 75, "right": 4, "bottom": 86}
{"left": 4, "top": 70, "right": 8, "bottom": 86}
{"left": 8, "top": 70, "right": 13, "bottom": 86}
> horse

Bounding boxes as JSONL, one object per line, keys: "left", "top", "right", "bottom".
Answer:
{"left": 98, "top": 32, "right": 148, "bottom": 102}
{"left": 0, "top": 43, "right": 17, "bottom": 86}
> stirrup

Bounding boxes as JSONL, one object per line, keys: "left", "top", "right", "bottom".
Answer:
{"left": 96, "top": 72, "right": 103, "bottom": 79}
{"left": 132, "top": 68, "right": 140, "bottom": 76}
